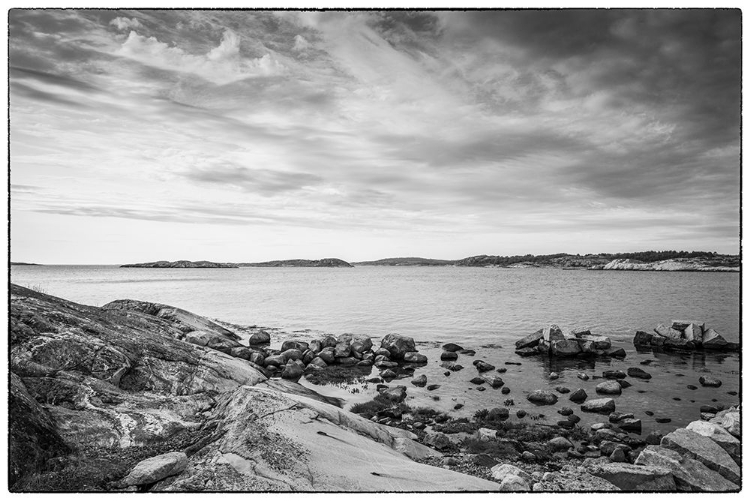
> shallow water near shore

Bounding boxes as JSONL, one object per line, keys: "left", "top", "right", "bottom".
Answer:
{"left": 11, "top": 264, "right": 741, "bottom": 434}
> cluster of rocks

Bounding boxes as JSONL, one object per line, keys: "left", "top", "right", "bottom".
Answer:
{"left": 515, "top": 325, "right": 626, "bottom": 359}
{"left": 634, "top": 320, "right": 739, "bottom": 352}
{"left": 487, "top": 405, "right": 740, "bottom": 491}
{"left": 227, "top": 332, "right": 424, "bottom": 380}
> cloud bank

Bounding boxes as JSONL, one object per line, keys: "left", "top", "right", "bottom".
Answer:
{"left": 8, "top": 9, "right": 741, "bottom": 263}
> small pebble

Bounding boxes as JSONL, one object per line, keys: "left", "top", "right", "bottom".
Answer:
{"left": 453, "top": 403, "right": 463, "bottom": 410}
{"left": 655, "top": 417, "right": 671, "bottom": 424}
{"left": 549, "top": 372, "right": 559, "bottom": 380}
{"left": 497, "top": 368, "right": 507, "bottom": 373}
{"left": 644, "top": 411, "right": 654, "bottom": 416}
{"left": 477, "top": 387, "right": 486, "bottom": 392}
{"left": 673, "top": 397, "right": 681, "bottom": 401}
{"left": 501, "top": 387, "right": 510, "bottom": 394}
{"left": 687, "top": 385, "right": 697, "bottom": 390}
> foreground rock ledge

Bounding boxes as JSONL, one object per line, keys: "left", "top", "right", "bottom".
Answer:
{"left": 8, "top": 284, "right": 498, "bottom": 492}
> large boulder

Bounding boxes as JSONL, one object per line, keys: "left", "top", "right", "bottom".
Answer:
{"left": 576, "top": 334, "right": 611, "bottom": 350}
{"left": 248, "top": 330, "right": 271, "bottom": 345}
{"left": 685, "top": 421, "right": 741, "bottom": 464}
{"left": 380, "top": 334, "right": 416, "bottom": 360}
{"left": 635, "top": 445, "right": 738, "bottom": 492}
{"left": 515, "top": 330, "right": 543, "bottom": 349}
{"left": 317, "top": 347, "right": 336, "bottom": 364}
{"left": 122, "top": 452, "right": 188, "bottom": 486}
{"left": 281, "top": 360, "right": 305, "bottom": 379}
{"left": 581, "top": 398, "right": 616, "bottom": 413}
{"left": 682, "top": 323, "right": 703, "bottom": 344}
{"left": 661, "top": 429, "right": 740, "bottom": 484}
{"left": 543, "top": 325, "right": 565, "bottom": 343}
{"left": 711, "top": 411, "right": 740, "bottom": 438}
{"left": 654, "top": 324, "right": 682, "bottom": 340}
{"left": 586, "top": 462, "right": 676, "bottom": 491}
{"left": 334, "top": 342, "right": 351, "bottom": 358}
{"left": 701, "top": 329, "right": 728, "bottom": 350}
{"left": 527, "top": 390, "right": 558, "bottom": 405}
{"left": 349, "top": 334, "right": 373, "bottom": 354}
{"left": 550, "top": 339, "right": 581, "bottom": 357}
{"left": 633, "top": 331, "right": 654, "bottom": 346}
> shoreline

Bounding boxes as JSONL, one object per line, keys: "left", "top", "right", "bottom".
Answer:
{"left": 9, "top": 284, "right": 741, "bottom": 492}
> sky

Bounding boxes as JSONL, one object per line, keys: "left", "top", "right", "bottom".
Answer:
{"left": 8, "top": 8, "right": 742, "bottom": 264}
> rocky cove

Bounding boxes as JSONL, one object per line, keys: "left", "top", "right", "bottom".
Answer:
{"left": 9, "top": 284, "right": 740, "bottom": 492}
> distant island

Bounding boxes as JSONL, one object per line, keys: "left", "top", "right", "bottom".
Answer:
{"left": 121, "top": 260, "right": 238, "bottom": 268}
{"left": 238, "top": 258, "right": 353, "bottom": 268}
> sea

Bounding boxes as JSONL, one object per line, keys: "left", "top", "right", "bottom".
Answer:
{"left": 10, "top": 264, "right": 741, "bottom": 434}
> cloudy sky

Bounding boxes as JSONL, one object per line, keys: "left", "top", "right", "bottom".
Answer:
{"left": 9, "top": 9, "right": 741, "bottom": 264}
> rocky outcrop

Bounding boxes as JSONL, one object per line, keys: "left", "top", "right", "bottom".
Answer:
{"left": 515, "top": 325, "right": 625, "bottom": 359}
{"left": 633, "top": 320, "right": 738, "bottom": 352}
{"left": 660, "top": 428, "right": 741, "bottom": 484}
{"left": 635, "top": 446, "right": 739, "bottom": 491}
{"left": 8, "top": 284, "right": 496, "bottom": 492}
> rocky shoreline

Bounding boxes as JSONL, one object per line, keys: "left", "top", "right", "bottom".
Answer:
{"left": 9, "top": 284, "right": 741, "bottom": 492}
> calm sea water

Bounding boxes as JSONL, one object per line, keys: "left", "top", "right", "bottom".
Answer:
{"left": 10, "top": 265, "right": 741, "bottom": 433}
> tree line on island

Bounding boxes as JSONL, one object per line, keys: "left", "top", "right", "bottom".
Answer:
{"left": 118, "top": 250, "right": 738, "bottom": 270}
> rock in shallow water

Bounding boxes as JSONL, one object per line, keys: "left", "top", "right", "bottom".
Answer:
{"left": 380, "top": 333, "right": 416, "bottom": 360}
{"left": 569, "top": 388, "right": 588, "bottom": 403}
{"left": 596, "top": 380, "right": 622, "bottom": 395}
{"left": 527, "top": 390, "right": 558, "bottom": 405}
{"left": 582, "top": 398, "right": 616, "bottom": 413}
{"left": 699, "top": 376, "right": 722, "bottom": 387}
